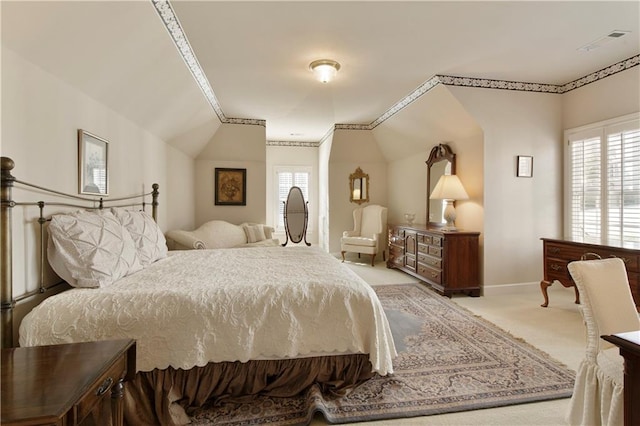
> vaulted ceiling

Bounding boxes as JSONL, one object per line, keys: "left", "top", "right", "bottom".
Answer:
{"left": 2, "top": 1, "right": 639, "bottom": 155}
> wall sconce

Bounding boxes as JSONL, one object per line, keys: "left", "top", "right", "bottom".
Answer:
{"left": 349, "top": 167, "right": 369, "bottom": 204}
{"left": 429, "top": 174, "right": 468, "bottom": 231}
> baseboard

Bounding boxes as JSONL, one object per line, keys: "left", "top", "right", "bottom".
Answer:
{"left": 482, "top": 281, "right": 540, "bottom": 296}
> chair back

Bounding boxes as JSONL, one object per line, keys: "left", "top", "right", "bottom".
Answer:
{"left": 358, "top": 205, "right": 387, "bottom": 237}
{"left": 568, "top": 258, "right": 640, "bottom": 357}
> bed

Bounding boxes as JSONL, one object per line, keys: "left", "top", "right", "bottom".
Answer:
{"left": 1, "top": 156, "right": 396, "bottom": 425}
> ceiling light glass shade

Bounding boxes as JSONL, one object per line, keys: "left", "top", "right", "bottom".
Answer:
{"left": 309, "top": 59, "right": 341, "bottom": 83}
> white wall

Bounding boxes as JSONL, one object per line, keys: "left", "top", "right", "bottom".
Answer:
{"left": 328, "top": 129, "right": 387, "bottom": 254}
{"left": 266, "top": 144, "right": 319, "bottom": 245}
{"left": 562, "top": 67, "right": 640, "bottom": 129}
{"left": 318, "top": 134, "right": 333, "bottom": 251}
{"left": 195, "top": 123, "right": 267, "bottom": 226}
{"left": 1, "top": 46, "right": 195, "bottom": 297}
{"left": 448, "top": 87, "right": 563, "bottom": 289}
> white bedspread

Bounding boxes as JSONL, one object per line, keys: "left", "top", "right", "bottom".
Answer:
{"left": 19, "top": 246, "right": 396, "bottom": 374}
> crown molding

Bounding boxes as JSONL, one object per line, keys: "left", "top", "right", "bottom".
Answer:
{"left": 153, "top": 0, "right": 638, "bottom": 143}
{"left": 151, "top": 0, "right": 265, "bottom": 128}
{"left": 267, "top": 140, "right": 320, "bottom": 147}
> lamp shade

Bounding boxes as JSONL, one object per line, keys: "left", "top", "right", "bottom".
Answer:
{"left": 429, "top": 174, "right": 469, "bottom": 200}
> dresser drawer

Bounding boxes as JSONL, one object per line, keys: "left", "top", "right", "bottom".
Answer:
{"left": 428, "top": 246, "right": 442, "bottom": 258}
{"left": 76, "top": 354, "right": 126, "bottom": 423}
{"left": 418, "top": 253, "right": 442, "bottom": 269}
{"left": 545, "top": 243, "right": 585, "bottom": 261}
{"left": 417, "top": 234, "right": 433, "bottom": 245}
{"left": 418, "top": 264, "right": 442, "bottom": 284}
{"left": 417, "top": 243, "right": 429, "bottom": 255}
{"left": 389, "top": 245, "right": 403, "bottom": 257}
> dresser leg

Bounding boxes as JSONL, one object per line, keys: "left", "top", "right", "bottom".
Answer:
{"left": 540, "top": 280, "right": 552, "bottom": 307}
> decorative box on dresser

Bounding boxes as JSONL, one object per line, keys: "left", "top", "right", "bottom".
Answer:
{"left": 388, "top": 224, "right": 480, "bottom": 297}
{"left": 540, "top": 238, "right": 640, "bottom": 309}
{"left": 1, "top": 339, "right": 136, "bottom": 426}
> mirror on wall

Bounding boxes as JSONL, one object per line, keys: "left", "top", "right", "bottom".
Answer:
{"left": 426, "top": 144, "right": 456, "bottom": 226}
{"left": 349, "top": 167, "right": 369, "bottom": 204}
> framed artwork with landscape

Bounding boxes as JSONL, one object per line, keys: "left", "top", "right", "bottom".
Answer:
{"left": 78, "top": 129, "right": 109, "bottom": 195}
{"left": 215, "top": 168, "right": 246, "bottom": 205}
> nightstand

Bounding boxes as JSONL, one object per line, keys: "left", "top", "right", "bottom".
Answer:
{"left": 1, "top": 339, "right": 136, "bottom": 426}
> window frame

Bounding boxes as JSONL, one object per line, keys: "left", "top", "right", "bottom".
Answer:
{"left": 564, "top": 112, "right": 640, "bottom": 249}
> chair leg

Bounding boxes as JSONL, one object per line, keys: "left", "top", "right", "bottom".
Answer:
{"left": 383, "top": 251, "right": 386, "bottom": 261}
{"left": 371, "top": 254, "right": 376, "bottom": 266}
{"left": 358, "top": 253, "right": 361, "bottom": 258}
{"left": 341, "top": 251, "right": 345, "bottom": 262}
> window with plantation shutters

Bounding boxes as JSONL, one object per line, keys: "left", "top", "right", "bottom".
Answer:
{"left": 275, "top": 167, "right": 310, "bottom": 230}
{"left": 566, "top": 113, "right": 640, "bottom": 249}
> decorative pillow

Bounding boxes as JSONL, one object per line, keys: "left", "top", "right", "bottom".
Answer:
{"left": 243, "top": 224, "right": 267, "bottom": 243}
{"left": 48, "top": 210, "right": 142, "bottom": 288}
{"left": 111, "top": 208, "right": 167, "bottom": 266}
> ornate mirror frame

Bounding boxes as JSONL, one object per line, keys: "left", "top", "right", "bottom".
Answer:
{"left": 349, "top": 167, "right": 369, "bottom": 204}
{"left": 426, "top": 144, "right": 456, "bottom": 227}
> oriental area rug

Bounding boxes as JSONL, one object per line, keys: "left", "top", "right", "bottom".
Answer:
{"left": 190, "top": 283, "right": 575, "bottom": 425}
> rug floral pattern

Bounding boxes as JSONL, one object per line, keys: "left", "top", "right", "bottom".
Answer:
{"left": 190, "top": 284, "right": 575, "bottom": 425}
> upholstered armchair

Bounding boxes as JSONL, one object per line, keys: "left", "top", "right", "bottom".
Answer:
{"left": 341, "top": 205, "right": 387, "bottom": 266}
{"left": 566, "top": 258, "right": 640, "bottom": 426}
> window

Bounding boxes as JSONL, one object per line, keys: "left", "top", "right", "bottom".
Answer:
{"left": 566, "top": 113, "right": 640, "bottom": 249}
{"left": 275, "top": 167, "right": 311, "bottom": 230}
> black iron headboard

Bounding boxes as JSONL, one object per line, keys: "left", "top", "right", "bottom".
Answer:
{"left": 0, "top": 156, "right": 159, "bottom": 348}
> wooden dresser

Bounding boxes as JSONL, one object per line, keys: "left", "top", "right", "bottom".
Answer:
{"left": 540, "top": 238, "right": 640, "bottom": 309}
{"left": 388, "top": 224, "right": 480, "bottom": 297}
{"left": 1, "top": 339, "right": 136, "bottom": 426}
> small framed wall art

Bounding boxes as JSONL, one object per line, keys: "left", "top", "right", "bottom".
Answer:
{"left": 516, "top": 155, "right": 533, "bottom": 178}
{"left": 78, "top": 129, "right": 109, "bottom": 195}
{"left": 215, "top": 168, "right": 246, "bottom": 205}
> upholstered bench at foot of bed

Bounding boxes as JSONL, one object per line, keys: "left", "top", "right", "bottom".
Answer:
{"left": 166, "top": 220, "right": 279, "bottom": 250}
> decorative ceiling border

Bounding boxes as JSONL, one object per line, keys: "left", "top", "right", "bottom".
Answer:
{"left": 266, "top": 140, "right": 320, "bottom": 147}
{"left": 151, "top": 0, "right": 265, "bottom": 127}
{"left": 152, "top": 0, "right": 637, "bottom": 140}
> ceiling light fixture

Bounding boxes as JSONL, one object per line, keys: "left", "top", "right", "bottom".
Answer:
{"left": 309, "top": 59, "right": 341, "bottom": 83}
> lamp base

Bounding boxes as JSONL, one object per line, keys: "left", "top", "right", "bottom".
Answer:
{"left": 442, "top": 200, "right": 458, "bottom": 231}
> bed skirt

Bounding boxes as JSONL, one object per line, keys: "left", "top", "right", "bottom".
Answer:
{"left": 123, "top": 354, "right": 374, "bottom": 425}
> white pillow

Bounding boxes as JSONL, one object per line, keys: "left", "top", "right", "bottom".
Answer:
{"left": 111, "top": 208, "right": 167, "bottom": 266}
{"left": 243, "top": 224, "right": 267, "bottom": 243}
{"left": 48, "top": 210, "right": 142, "bottom": 288}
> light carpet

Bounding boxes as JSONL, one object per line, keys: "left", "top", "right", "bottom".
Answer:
{"left": 190, "top": 283, "right": 575, "bottom": 425}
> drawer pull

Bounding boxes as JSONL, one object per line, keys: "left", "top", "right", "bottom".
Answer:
{"left": 550, "top": 264, "right": 563, "bottom": 271}
{"left": 431, "top": 272, "right": 438, "bottom": 278}
{"left": 96, "top": 377, "right": 113, "bottom": 396}
{"left": 580, "top": 252, "right": 602, "bottom": 261}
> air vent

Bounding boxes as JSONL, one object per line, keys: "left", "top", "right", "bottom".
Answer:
{"left": 578, "top": 30, "right": 631, "bottom": 52}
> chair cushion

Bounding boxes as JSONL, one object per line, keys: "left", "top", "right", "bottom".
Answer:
{"left": 341, "top": 236, "right": 377, "bottom": 247}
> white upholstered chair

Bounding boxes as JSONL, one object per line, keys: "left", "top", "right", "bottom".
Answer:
{"left": 341, "top": 205, "right": 387, "bottom": 266}
{"left": 567, "top": 257, "right": 640, "bottom": 426}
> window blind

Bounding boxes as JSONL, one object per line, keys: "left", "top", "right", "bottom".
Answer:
{"left": 567, "top": 115, "right": 640, "bottom": 249}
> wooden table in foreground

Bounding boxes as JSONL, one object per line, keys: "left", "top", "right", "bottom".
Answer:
{"left": 1, "top": 339, "right": 136, "bottom": 426}
{"left": 602, "top": 331, "right": 640, "bottom": 426}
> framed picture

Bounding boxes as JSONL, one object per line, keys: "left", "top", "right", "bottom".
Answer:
{"left": 215, "top": 168, "right": 246, "bottom": 205}
{"left": 78, "top": 129, "right": 109, "bottom": 195}
{"left": 517, "top": 155, "right": 533, "bottom": 178}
